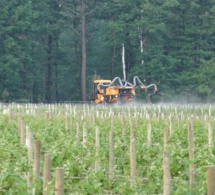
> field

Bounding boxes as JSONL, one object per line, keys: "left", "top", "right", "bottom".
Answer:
{"left": 1, "top": 103, "right": 215, "bottom": 194}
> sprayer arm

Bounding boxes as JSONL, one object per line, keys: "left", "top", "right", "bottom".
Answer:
{"left": 97, "top": 77, "right": 128, "bottom": 90}
{"left": 140, "top": 84, "right": 158, "bottom": 92}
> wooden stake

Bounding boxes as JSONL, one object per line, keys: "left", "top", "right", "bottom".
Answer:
{"left": 95, "top": 127, "right": 100, "bottom": 171}
{"left": 169, "top": 115, "right": 173, "bottom": 136}
{"left": 45, "top": 112, "right": 50, "bottom": 120}
{"left": 27, "top": 172, "right": 32, "bottom": 193}
{"left": 130, "top": 139, "right": 136, "bottom": 180}
{"left": 111, "top": 116, "right": 114, "bottom": 132}
{"left": 163, "top": 150, "right": 171, "bottom": 195}
{"left": 26, "top": 127, "right": 34, "bottom": 162}
{"left": 188, "top": 121, "right": 195, "bottom": 192}
{"left": 34, "top": 140, "right": 41, "bottom": 181}
{"left": 207, "top": 165, "right": 215, "bottom": 195}
{"left": 209, "top": 106, "right": 212, "bottom": 118}
{"left": 70, "top": 116, "right": 73, "bottom": 133}
{"left": 109, "top": 130, "right": 114, "bottom": 179}
{"left": 20, "top": 122, "right": 26, "bottom": 145}
{"left": 208, "top": 123, "right": 213, "bottom": 146}
{"left": 164, "top": 128, "right": 168, "bottom": 149}
{"left": 83, "top": 123, "right": 87, "bottom": 144}
{"left": 25, "top": 126, "right": 30, "bottom": 147}
{"left": 129, "top": 118, "right": 134, "bottom": 140}
{"left": 147, "top": 123, "right": 152, "bottom": 147}
{"left": 43, "top": 154, "right": 51, "bottom": 195}
{"left": 18, "top": 114, "right": 22, "bottom": 134}
{"left": 55, "top": 168, "right": 64, "bottom": 195}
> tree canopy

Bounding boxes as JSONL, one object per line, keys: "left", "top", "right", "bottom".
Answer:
{"left": 1, "top": 0, "right": 215, "bottom": 103}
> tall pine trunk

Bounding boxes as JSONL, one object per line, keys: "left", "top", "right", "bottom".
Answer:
{"left": 55, "top": 38, "right": 59, "bottom": 103}
{"left": 45, "top": 34, "right": 53, "bottom": 103}
{"left": 81, "top": 0, "right": 87, "bottom": 101}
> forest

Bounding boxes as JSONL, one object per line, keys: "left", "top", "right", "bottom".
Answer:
{"left": 1, "top": 0, "right": 215, "bottom": 103}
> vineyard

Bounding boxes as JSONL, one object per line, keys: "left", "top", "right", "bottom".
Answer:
{"left": 1, "top": 103, "right": 215, "bottom": 194}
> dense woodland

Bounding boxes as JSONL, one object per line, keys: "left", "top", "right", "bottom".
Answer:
{"left": 1, "top": 0, "right": 215, "bottom": 103}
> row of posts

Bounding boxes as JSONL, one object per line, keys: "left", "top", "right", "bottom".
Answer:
{"left": 18, "top": 115, "right": 64, "bottom": 194}
{"left": 18, "top": 111, "right": 215, "bottom": 194}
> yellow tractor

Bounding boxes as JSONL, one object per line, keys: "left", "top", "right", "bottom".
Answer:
{"left": 91, "top": 76, "right": 162, "bottom": 104}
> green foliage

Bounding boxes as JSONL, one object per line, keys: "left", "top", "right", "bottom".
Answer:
{"left": 0, "top": 115, "right": 29, "bottom": 194}
{"left": 0, "top": 0, "right": 215, "bottom": 102}
{"left": 2, "top": 104, "right": 215, "bottom": 193}
{"left": 195, "top": 58, "right": 215, "bottom": 103}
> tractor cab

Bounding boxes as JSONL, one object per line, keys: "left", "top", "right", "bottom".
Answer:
{"left": 92, "top": 80, "right": 135, "bottom": 104}
{"left": 92, "top": 80, "right": 114, "bottom": 104}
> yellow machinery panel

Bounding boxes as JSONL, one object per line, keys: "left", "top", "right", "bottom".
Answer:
{"left": 105, "top": 86, "right": 119, "bottom": 95}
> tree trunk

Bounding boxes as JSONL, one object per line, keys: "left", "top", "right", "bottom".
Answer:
{"left": 32, "top": 81, "right": 38, "bottom": 103}
{"left": 81, "top": 0, "right": 87, "bottom": 101}
{"left": 55, "top": 39, "right": 59, "bottom": 103}
{"left": 111, "top": 44, "right": 116, "bottom": 79}
{"left": 54, "top": 62, "right": 59, "bottom": 103}
{"left": 20, "top": 65, "right": 27, "bottom": 100}
{"left": 45, "top": 34, "right": 53, "bottom": 103}
{"left": 122, "top": 44, "right": 126, "bottom": 80}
